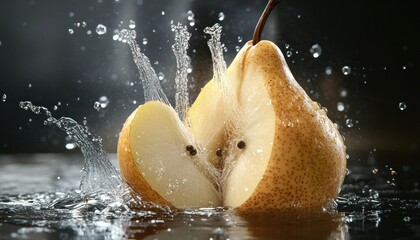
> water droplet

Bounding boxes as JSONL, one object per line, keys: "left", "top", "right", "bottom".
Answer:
{"left": 65, "top": 142, "right": 77, "bottom": 149}
{"left": 237, "top": 36, "right": 243, "bottom": 42}
{"left": 68, "top": 28, "right": 74, "bottom": 34}
{"left": 345, "top": 168, "right": 350, "bottom": 175}
{"left": 399, "top": 102, "right": 406, "bottom": 111}
{"left": 69, "top": 12, "right": 75, "bottom": 17}
{"left": 286, "top": 51, "right": 292, "bottom": 57}
{"left": 81, "top": 21, "right": 87, "bottom": 27}
{"left": 142, "top": 37, "right": 148, "bottom": 45}
{"left": 337, "top": 102, "right": 345, "bottom": 112}
{"left": 342, "top": 66, "right": 351, "bottom": 75}
{"left": 2, "top": 94, "right": 6, "bottom": 102}
{"left": 340, "top": 89, "right": 348, "bottom": 97}
{"left": 129, "top": 20, "right": 136, "bottom": 29}
{"left": 372, "top": 168, "right": 378, "bottom": 174}
{"left": 53, "top": 105, "right": 58, "bottom": 111}
{"left": 87, "top": 30, "right": 92, "bottom": 35}
{"left": 235, "top": 46, "right": 240, "bottom": 52}
{"left": 98, "top": 96, "right": 109, "bottom": 108}
{"left": 96, "top": 24, "right": 107, "bottom": 35}
{"left": 112, "top": 34, "right": 119, "bottom": 41}
{"left": 132, "top": 100, "right": 137, "bottom": 105}
{"left": 187, "top": 67, "right": 192, "bottom": 73}
{"left": 93, "top": 101, "right": 101, "bottom": 111}
{"left": 402, "top": 66, "right": 407, "bottom": 70}
{"left": 309, "top": 44, "right": 322, "bottom": 58}
{"left": 75, "top": 22, "right": 81, "bottom": 27}
{"left": 325, "top": 66, "right": 332, "bottom": 75}
{"left": 218, "top": 12, "right": 225, "bottom": 21}
{"left": 161, "top": 11, "right": 165, "bottom": 15}
{"left": 345, "top": 119, "right": 354, "bottom": 128}
{"left": 403, "top": 216, "right": 411, "bottom": 222}
{"left": 187, "top": 10, "right": 194, "bottom": 21}
{"left": 158, "top": 72, "right": 165, "bottom": 80}
{"left": 28, "top": 83, "right": 32, "bottom": 88}
{"left": 189, "top": 21, "right": 195, "bottom": 27}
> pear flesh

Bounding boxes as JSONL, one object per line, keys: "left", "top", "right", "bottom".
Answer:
{"left": 117, "top": 40, "right": 346, "bottom": 211}
{"left": 118, "top": 101, "right": 221, "bottom": 208}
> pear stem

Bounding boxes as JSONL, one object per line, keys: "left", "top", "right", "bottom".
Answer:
{"left": 252, "top": 0, "right": 281, "bottom": 45}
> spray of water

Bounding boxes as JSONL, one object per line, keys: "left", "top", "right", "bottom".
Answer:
{"left": 171, "top": 23, "right": 192, "bottom": 121}
{"left": 116, "top": 29, "right": 170, "bottom": 106}
{"left": 19, "top": 101, "right": 122, "bottom": 201}
{"left": 204, "top": 24, "right": 244, "bottom": 190}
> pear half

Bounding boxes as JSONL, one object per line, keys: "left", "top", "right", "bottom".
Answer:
{"left": 188, "top": 40, "right": 346, "bottom": 210}
{"left": 118, "top": 101, "right": 221, "bottom": 208}
{"left": 118, "top": 41, "right": 346, "bottom": 211}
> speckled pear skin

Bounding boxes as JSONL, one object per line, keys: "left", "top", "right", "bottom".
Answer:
{"left": 235, "top": 40, "right": 347, "bottom": 211}
{"left": 117, "top": 107, "right": 172, "bottom": 207}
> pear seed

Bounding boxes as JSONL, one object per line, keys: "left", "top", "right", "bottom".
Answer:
{"left": 216, "top": 148, "right": 223, "bottom": 157}
{"left": 237, "top": 140, "right": 246, "bottom": 149}
{"left": 189, "top": 149, "right": 197, "bottom": 156}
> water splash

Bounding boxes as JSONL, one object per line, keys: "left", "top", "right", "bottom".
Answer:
{"left": 204, "top": 24, "right": 243, "bottom": 136}
{"left": 19, "top": 101, "right": 122, "bottom": 200}
{"left": 116, "top": 29, "right": 170, "bottom": 106}
{"left": 171, "top": 23, "right": 191, "bottom": 121}
{"left": 204, "top": 24, "right": 245, "bottom": 192}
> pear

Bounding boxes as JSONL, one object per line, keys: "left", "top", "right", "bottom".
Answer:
{"left": 117, "top": 0, "right": 347, "bottom": 211}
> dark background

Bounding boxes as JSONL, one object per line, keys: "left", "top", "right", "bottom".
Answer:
{"left": 0, "top": 0, "right": 419, "bottom": 162}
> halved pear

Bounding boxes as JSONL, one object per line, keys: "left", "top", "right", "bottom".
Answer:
{"left": 118, "top": 40, "right": 346, "bottom": 211}
{"left": 118, "top": 0, "right": 346, "bottom": 211}
{"left": 117, "top": 101, "right": 221, "bottom": 208}
{"left": 188, "top": 40, "right": 347, "bottom": 211}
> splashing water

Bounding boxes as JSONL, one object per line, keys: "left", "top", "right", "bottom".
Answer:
{"left": 204, "top": 24, "right": 245, "bottom": 192}
{"left": 204, "top": 23, "right": 243, "bottom": 135}
{"left": 18, "top": 101, "right": 123, "bottom": 201}
{"left": 171, "top": 23, "right": 191, "bottom": 121}
{"left": 116, "top": 29, "right": 170, "bottom": 105}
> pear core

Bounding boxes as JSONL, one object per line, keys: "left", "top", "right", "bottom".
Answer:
{"left": 117, "top": 41, "right": 347, "bottom": 211}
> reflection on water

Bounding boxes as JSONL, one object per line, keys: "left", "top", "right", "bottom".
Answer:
{"left": 1, "top": 154, "right": 419, "bottom": 239}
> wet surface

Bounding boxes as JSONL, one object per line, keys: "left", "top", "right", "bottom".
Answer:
{"left": 1, "top": 153, "right": 420, "bottom": 240}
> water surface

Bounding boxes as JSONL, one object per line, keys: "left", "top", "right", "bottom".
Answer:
{"left": 1, "top": 153, "right": 419, "bottom": 239}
